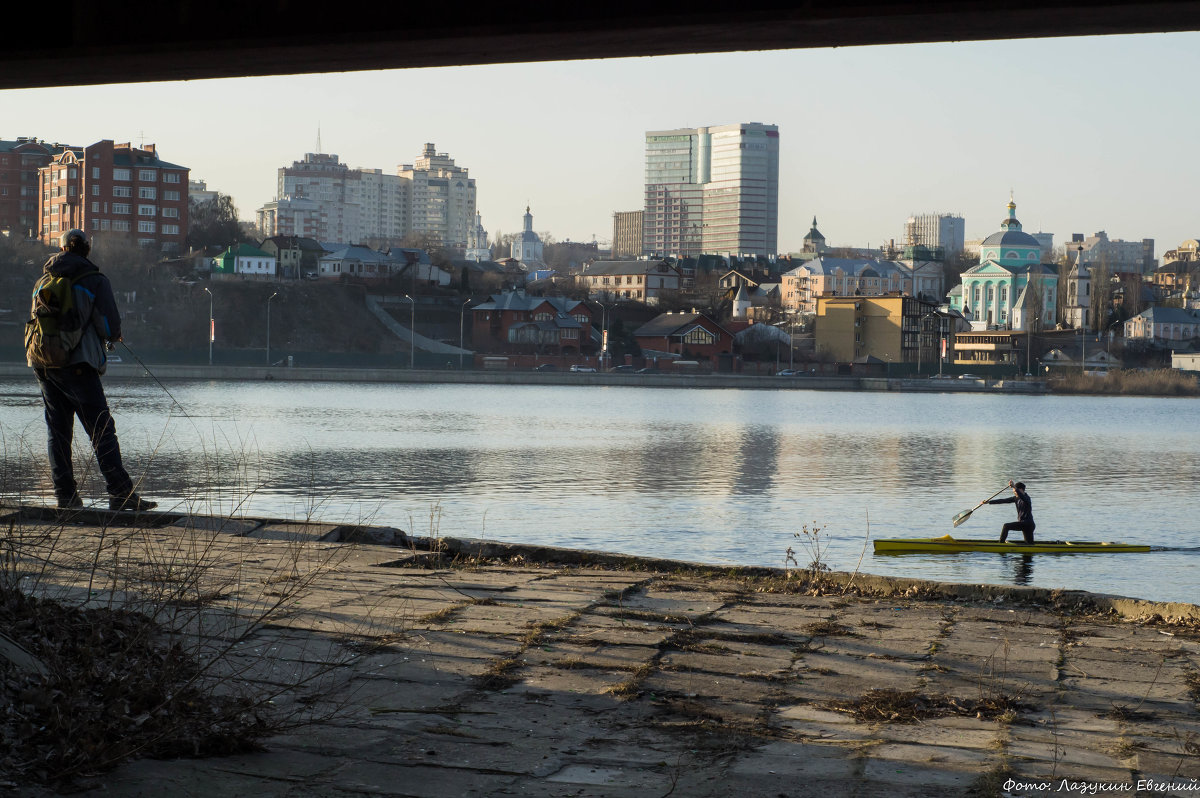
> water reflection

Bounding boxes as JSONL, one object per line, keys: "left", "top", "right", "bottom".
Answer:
{"left": 1010, "top": 554, "right": 1035, "bottom": 586}
{"left": 0, "top": 380, "right": 1196, "bottom": 603}
{"left": 733, "top": 425, "right": 779, "bottom": 496}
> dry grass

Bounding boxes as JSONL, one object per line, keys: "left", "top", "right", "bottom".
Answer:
{"left": 967, "top": 762, "right": 1016, "bottom": 798}
{"left": 475, "top": 655, "right": 523, "bottom": 691}
{"left": 417, "top": 605, "right": 461, "bottom": 624}
{"left": 829, "top": 687, "right": 1031, "bottom": 724}
{"left": 804, "top": 619, "right": 855, "bottom": 637}
{"left": 605, "top": 608, "right": 694, "bottom": 624}
{"left": 607, "top": 662, "right": 655, "bottom": 699}
{"left": 1053, "top": 368, "right": 1200, "bottom": 396}
{"left": 0, "top": 499, "right": 393, "bottom": 791}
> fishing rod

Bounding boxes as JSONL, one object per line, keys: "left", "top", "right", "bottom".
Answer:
{"left": 113, "top": 341, "right": 191, "bottom": 418}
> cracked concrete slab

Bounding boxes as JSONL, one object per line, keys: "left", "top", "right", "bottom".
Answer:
{"left": 2, "top": 510, "right": 1193, "bottom": 798}
{"left": 242, "top": 521, "right": 342, "bottom": 542}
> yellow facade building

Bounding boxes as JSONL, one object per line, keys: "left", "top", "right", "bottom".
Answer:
{"left": 815, "top": 295, "right": 947, "bottom": 368}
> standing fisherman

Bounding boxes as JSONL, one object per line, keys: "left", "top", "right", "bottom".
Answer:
{"left": 988, "top": 479, "right": 1034, "bottom": 544}
{"left": 26, "top": 229, "right": 157, "bottom": 511}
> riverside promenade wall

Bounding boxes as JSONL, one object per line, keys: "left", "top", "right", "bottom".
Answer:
{"left": 0, "top": 361, "right": 1049, "bottom": 393}
{"left": 4, "top": 503, "right": 1197, "bottom": 797}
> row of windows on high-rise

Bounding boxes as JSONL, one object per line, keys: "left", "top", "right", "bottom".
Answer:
{"left": 45, "top": 219, "right": 180, "bottom": 235}
{"left": 45, "top": 167, "right": 179, "bottom": 184}
{"left": 44, "top": 186, "right": 182, "bottom": 201}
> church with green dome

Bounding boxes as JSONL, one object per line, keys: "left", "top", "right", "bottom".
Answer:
{"left": 949, "top": 198, "right": 1057, "bottom": 331}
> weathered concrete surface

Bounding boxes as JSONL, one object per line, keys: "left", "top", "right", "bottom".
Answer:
{"left": 6, "top": 508, "right": 1200, "bottom": 797}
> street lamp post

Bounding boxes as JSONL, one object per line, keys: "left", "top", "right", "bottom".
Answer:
{"left": 266, "top": 291, "right": 278, "bottom": 365}
{"left": 1077, "top": 245, "right": 1087, "bottom": 333}
{"left": 203, "top": 286, "right": 213, "bottom": 366}
{"left": 403, "top": 294, "right": 414, "bottom": 369}
{"left": 1026, "top": 315, "right": 1038, "bottom": 377}
{"left": 916, "top": 312, "right": 926, "bottom": 376}
{"left": 789, "top": 312, "right": 795, "bottom": 371}
{"left": 1081, "top": 325, "right": 1086, "bottom": 374}
{"left": 459, "top": 298, "right": 470, "bottom": 370}
{"left": 934, "top": 314, "right": 947, "bottom": 378}
{"left": 596, "top": 300, "right": 608, "bottom": 370}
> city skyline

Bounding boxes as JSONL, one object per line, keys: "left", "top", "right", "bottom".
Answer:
{"left": 3, "top": 32, "right": 1199, "bottom": 255}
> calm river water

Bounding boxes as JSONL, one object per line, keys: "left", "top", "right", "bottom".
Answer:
{"left": 0, "top": 378, "right": 1196, "bottom": 604}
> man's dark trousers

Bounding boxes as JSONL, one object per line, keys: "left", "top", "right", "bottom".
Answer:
{"left": 1001, "top": 521, "right": 1036, "bottom": 545}
{"left": 35, "top": 365, "right": 134, "bottom": 502}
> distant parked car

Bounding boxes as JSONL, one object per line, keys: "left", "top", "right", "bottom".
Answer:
{"left": 958, "top": 373, "right": 981, "bottom": 380}
{"left": 533, "top": 364, "right": 558, "bottom": 372}
{"left": 609, "top": 365, "right": 635, "bottom": 373}
{"left": 775, "top": 369, "right": 803, "bottom": 376}
{"left": 569, "top": 365, "right": 597, "bottom": 373}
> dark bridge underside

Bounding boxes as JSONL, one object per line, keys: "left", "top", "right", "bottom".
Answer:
{"left": 3, "top": 0, "right": 1199, "bottom": 90}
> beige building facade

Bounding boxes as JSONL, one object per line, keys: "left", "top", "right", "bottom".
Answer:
{"left": 782, "top": 257, "right": 911, "bottom": 314}
{"left": 612, "top": 210, "right": 643, "bottom": 258}
{"left": 815, "top": 295, "right": 942, "bottom": 365}
{"left": 580, "top": 260, "right": 682, "bottom": 304}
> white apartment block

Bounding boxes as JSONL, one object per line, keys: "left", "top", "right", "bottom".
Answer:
{"left": 1068, "top": 231, "right": 1155, "bottom": 274}
{"left": 188, "top": 179, "right": 219, "bottom": 205}
{"left": 903, "top": 212, "right": 965, "bottom": 257}
{"left": 643, "top": 122, "right": 779, "bottom": 258}
{"left": 256, "top": 144, "right": 476, "bottom": 248}
{"left": 398, "top": 143, "right": 476, "bottom": 248}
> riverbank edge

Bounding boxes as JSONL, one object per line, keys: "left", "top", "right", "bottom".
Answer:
{"left": 0, "top": 361, "right": 1049, "bottom": 393}
{"left": 10, "top": 502, "right": 1196, "bottom": 625}
{"left": 410, "top": 533, "right": 1200, "bottom": 624}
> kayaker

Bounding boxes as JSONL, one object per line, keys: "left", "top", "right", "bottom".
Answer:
{"left": 988, "top": 480, "right": 1035, "bottom": 544}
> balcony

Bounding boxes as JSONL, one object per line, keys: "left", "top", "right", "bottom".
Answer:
{"left": 954, "top": 341, "right": 1011, "bottom": 352}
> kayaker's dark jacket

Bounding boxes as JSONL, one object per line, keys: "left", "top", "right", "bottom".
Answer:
{"left": 33, "top": 251, "right": 120, "bottom": 374}
{"left": 988, "top": 489, "right": 1033, "bottom": 523}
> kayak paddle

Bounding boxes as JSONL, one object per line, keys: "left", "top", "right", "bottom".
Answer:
{"left": 952, "top": 485, "right": 1011, "bottom": 528}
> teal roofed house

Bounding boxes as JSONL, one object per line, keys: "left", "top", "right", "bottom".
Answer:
{"left": 950, "top": 197, "right": 1057, "bottom": 331}
{"left": 213, "top": 243, "right": 277, "bottom": 277}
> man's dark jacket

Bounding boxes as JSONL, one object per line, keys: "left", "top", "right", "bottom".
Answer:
{"left": 31, "top": 251, "right": 121, "bottom": 374}
{"left": 988, "top": 490, "right": 1033, "bottom": 523}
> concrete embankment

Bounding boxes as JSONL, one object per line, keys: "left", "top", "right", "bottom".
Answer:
{"left": 6, "top": 503, "right": 1197, "bottom": 797}
{"left": 0, "top": 361, "right": 1049, "bottom": 393}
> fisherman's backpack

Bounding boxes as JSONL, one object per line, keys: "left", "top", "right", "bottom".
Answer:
{"left": 24, "top": 268, "right": 99, "bottom": 368}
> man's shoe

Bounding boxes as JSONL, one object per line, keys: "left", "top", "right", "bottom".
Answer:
{"left": 109, "top": 493, "right": 157, "bottom": 512}
{"left": 56, "top": 493, "right": 83, "bottom": 509}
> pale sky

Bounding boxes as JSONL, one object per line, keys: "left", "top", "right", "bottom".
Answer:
{"left": 4, "top": 32, "right": 1198, "bottom": 255}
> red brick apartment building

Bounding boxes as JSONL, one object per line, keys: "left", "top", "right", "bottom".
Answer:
{"left": 39, "top": 140, "right": 189, "bottom": 253}
{"left": 0, "top": 137, "right": 65, "bottom": 238}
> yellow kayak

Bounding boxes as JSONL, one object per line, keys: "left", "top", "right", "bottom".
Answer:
{"left": 874, "top": 534, "right": 1151, "bottom": 554}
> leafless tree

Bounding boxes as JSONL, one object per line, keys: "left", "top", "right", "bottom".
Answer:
{"left": 1089, "top": 260, "right": 1113, "bottom": 333}
{"left": 1022, "top": 269, "right": 1047, "bottom": 332}
{"left": 1117, "top": 273, "right": 1147, "bottom": 319}
{"left": 1055, "top": 254, "right": 1071, "bottom": 326}
{"left": 489, "top": 232, "right": 519, "bottom": 260}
